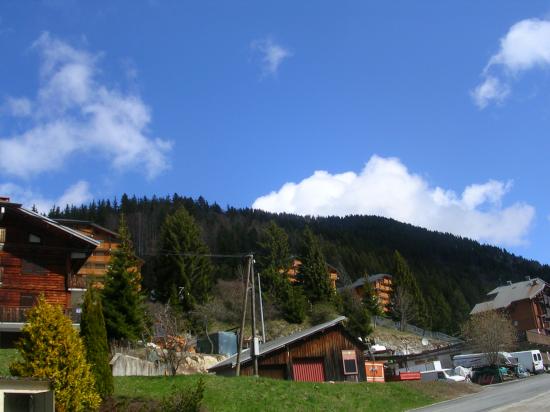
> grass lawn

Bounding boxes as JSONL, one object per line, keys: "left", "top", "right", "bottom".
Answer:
{"left": 112, "top": 375, "right": 479, "bottom": 412}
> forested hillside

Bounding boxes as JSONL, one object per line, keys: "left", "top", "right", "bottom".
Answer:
{"left": 48, "top": 194, "right": 550, "bottom": 333}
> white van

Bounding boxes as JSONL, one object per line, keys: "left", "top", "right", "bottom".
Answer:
{"left": 510, "top": 350, "right": 545, "bottom": 374}
{"left": 453, "top": 352, "right": 516, "bottom": 369}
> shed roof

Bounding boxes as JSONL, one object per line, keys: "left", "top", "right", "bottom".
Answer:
{"left": 209, "top": 316, "right": 360, "bottom": 371}
{"left": 470, "top": 278, "right": 548, "bottom": 315}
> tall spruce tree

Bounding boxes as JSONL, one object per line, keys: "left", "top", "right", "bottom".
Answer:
{"left": 391, "top": 251, "right": 429, "bottom": 327}
{"left": 81, "top": 287, "right": 114, "bottom": 399}
{"left": 155, "top": 207, "right": 213, "bottom": 311}
{"left": 258, "top": 221, "right": 307, "bottom": 323}
{"left": 102, "top": 214, "right": 146, "bottom": 341}
{"left": 297, "top": 226, "right": 333, "bottom": 304}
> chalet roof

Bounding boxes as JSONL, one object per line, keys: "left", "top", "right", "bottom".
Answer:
{"left": 13, "top": 206, "right": 99, "bottom": 247}
{"left": 337, "top": 273, "right": 392, "bottom": 292}
{"left": 54, "top": 218, "right": 119, "bottom": 238}
{"left": 470, "top": 278, "right": 548, "bottom": 315}
{"left": 209, "top": 316, "right": 359, "bottom": 371}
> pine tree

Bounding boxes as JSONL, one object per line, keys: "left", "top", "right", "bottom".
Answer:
{"left": 297, "top": 226, "right": 333, "bottom": 304}
{"left": 362, "top": 280, "right": 383, "bottom": 316}
{"left": 81, "top": 287, "right": 114, "bottom": 399}
{"left": 155, "top": 207, "right": 213, "bottom": 311}
{"left": 102, "top": 214, "right": 145, "bottom": 341}
{"left": 341, "top": 290, "right": 373, "bottom": 339}
{"left": 10, "top": 296, "right": 101, "bottom": 411}
{"left": 391, "top": 251, "right": 429, "bottom": 327}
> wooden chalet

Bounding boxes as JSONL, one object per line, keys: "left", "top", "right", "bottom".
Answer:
{"left": 54, "top": 219, "right": 120, "bottom": 283}
{"left": 0, "top": 199, "right": 98, "bottom": 344}
{"left": 285, "top": 258, "right": 340, "bottom": 290}
{"left": 471, "top": 277, "right": 550, "bottom": 346}
{"left": 209, "top": 316, "right": 367, "bottom": 382}
{"left": 338, "top": 274, "right": 393, "bottom": 313}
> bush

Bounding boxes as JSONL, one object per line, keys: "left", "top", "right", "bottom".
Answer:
{"left": 10, "top": 296, "right": 101, "bottom": 411}
{"left": 309, "top": 302, "right": 339, "bottom": 325}
{"left": 160, "top": 378, "right": 205, "bottom": 412}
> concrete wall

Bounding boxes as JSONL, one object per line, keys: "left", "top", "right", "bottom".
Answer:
{"left": 110, "top": 353, "right": 166, "bottom": 376}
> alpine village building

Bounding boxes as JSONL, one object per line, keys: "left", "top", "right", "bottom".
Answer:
{"left": 0, "top": 198, "right": 99, "bottom": 346}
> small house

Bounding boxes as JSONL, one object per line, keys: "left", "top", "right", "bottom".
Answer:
{"left": 209, "top": 316, "right": 367, "bottom": 382}
{"left": 338, "top": 274, "right": 393, "bottom": 312}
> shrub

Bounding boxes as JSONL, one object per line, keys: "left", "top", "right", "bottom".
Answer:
{"left": 10, "top": 296, "right": 101, "bottom": 411}
{"left": 160, "top": 378, "right": 206, "bottom": 412}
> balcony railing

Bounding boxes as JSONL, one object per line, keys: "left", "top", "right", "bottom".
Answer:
{"left": 0, "top": 306, "right": 81, "bottom": 324}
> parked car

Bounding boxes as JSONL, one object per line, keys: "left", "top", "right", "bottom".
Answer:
{"left": 420, "top": 369, "right": 466, "bottom": 382}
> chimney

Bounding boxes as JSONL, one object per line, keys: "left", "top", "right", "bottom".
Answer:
{"left": 506, "top": 280, "right": 513, "bottom": 286}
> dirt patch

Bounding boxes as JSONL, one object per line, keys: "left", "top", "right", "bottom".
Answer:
{"left": 402, "top": 381, "right": 482, "bottom": 401}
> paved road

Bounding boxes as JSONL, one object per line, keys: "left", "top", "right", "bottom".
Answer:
{"left": 411, "top": 373, "right": 550, "bottom": 412}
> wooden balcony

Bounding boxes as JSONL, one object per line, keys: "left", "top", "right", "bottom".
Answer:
{"left": 0, "top": 306, "right": 80, "bottom": 324}
{"left": 526, "top": 329, "right": 550, "bottom": 346}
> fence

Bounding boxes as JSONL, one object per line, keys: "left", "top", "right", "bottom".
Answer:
{"left": 373, "top": 316, "right": 463, "bottom": 344}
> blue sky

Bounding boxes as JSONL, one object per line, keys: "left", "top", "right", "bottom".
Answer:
{"left": 2, "top": 1, "right": 550, "bottom": 263}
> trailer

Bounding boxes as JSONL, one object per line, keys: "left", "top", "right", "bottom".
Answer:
{"left": 510, "top": 350, "right": 545, "bottom": 374}
{"left": 453, "top": 352, "right": 516, "bottom": 369}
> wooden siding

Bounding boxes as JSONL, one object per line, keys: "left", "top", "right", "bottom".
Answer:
{"left": 236, "top": 325, "right": 365, "bottom": 382}
{"left": 0, "top": 208, "right": 94, "bottom": 311}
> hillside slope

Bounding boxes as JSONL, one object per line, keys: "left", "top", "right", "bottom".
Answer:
{"left": 49, "top": 194, "right": 550, "bottom": 333}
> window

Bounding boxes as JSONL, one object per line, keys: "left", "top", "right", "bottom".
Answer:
{"left": 28, "top": 233, "right": 41, "bottom": 244}
{"left": 20, "top": 294, "right": 37, "bottom": 307}
{"left": 0, "top": 228, "right": 5, "bottom": 243}
{"left": 341, "top": 350, "right": 358, "bottom": 375}
{"left": 21, "top": 259, "right": 48, "bottom": 275}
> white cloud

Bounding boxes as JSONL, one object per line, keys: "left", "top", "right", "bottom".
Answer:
{"left": 471, "top": 76, "right": 509, "bottom": 109}
{"left": 4, "top": 97, "right": 32, "bottom": 117}
{"left": 0, "top": 180, "right": 92, "bottom": 213}
{"left": 0, "top": 32, "right": 171, "bottom": 179}
{"left": 473, "top": 18, "right": 550, "bottom": 108}
{"left": 252, "top": 155, "right": 535, "bottom": 246}
{"left": 251, "top": 37, "right": 292, "bottom": 76}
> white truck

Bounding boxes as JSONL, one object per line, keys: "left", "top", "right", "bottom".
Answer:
{"left": 510, "top": 350, "right": 545, "bottom": 374}
{"left": 453, "top": 352, "right": 516, "bottom": 369}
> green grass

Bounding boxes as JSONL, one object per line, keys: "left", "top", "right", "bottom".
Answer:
{"left": 0, "top": 349, "right": 20, "bottom": 376}
{"left": 113, "top": 375, "right": 469, "bottom": 412}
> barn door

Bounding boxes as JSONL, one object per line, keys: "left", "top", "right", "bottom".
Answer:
{"left": 292, "top": 358, "right": 325, "bottom": 382}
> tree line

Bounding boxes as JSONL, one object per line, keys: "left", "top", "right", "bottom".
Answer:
{"left": 48, "top": 194, "right": 550, "bottom": 334}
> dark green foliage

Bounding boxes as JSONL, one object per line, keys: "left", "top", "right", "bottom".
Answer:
{"left": 392, "top": 251, "right": 429, "bottom": 328}
{"left": 155, "top": 207, "right": 213, "bottom": 311}
{"left": 362, "top": 281, "right": 383, "bottom": 316}
{"left": 297, "top": 227, "right": 333, "bottom": 304}
{"left": 257, "top": 222, "right": 308, "bottom": 323}
{"left": 50, "top": 193, "right": 550, "bottom": 334}
{"left": 102, "top": 214, "right": 146, "bottom": 341}
{"left": 161, "top": 377, "right": 205, "bottom": 412}
{"left": 310, "top": 303, "right": 339, "bottom": 325}
{"left": 341, "top": 290, "right": 373, "bottom": 339}
{"left": 80, "top": 287, "right": 114, "bottom": 398}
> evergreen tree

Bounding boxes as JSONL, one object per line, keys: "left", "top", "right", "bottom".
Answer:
{"left": 102, "top": 214, "right": 146, "bottom": 340}
{"left": 341, "top": 290, "right": 373, "bottom": 339}
{"left": 10, "top": 296, "right": 101, "bottom": 411}
{"left": 155, "top": 207, "right": 213, "bottom": 311}
{"left": 362, "top": 280, "right": 383, "bottom": 316}
{"left": 81, "top": 287, "right": 114, "bottom": 399}
{"left": 297, "top": 226, "right": 333, "bottom": 304}
{"left": 391, "top": 251, "right": 429, "bottom": 327}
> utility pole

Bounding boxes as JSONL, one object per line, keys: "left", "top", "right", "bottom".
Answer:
{"left": 257, "top": 271, "right": 266, "bottom": 342}
{"left": 250, "top": 255, "right": 259, "bottom": 376}
{"left": 235, "top": 257, "right": 251, "bottom": 376}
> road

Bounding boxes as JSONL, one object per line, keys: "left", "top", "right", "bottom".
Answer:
{"left": 411, "top": 373, "right": 550, "bottom": 412}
